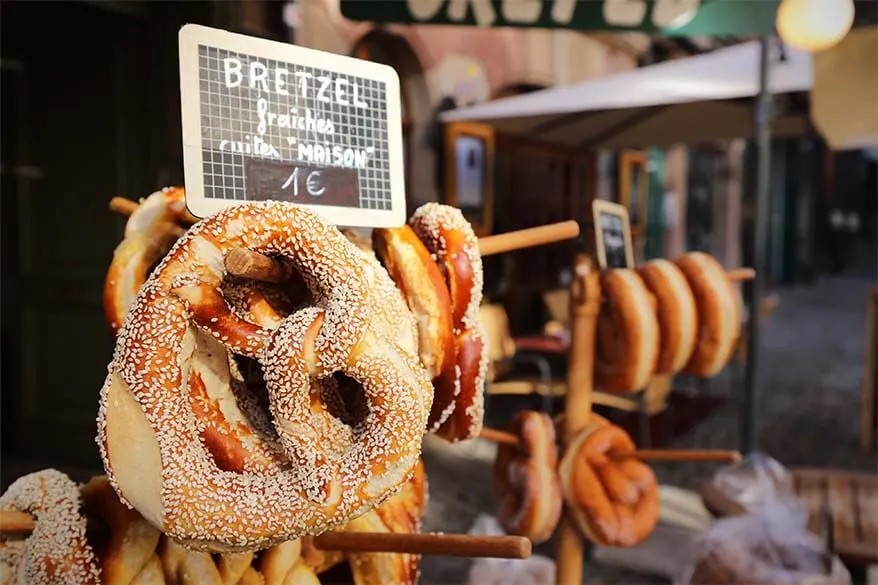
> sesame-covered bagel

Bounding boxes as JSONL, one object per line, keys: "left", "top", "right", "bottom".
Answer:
{"left": 558, "top": 420, "right": 659, "bottom": 547}
{"left": 409, "top": 203, "right": 489, "bottom": 441}
{"left": 103, "top": 187, "right": 190, "bottom": 334}
{"left": 372, "top": 225, "right": 456, "bottom": 429}
{"left": 493, "top": 411, "right": 562, "bottom": 544}
{"left": 0, "top": 470, "right": 101, "bottom": 585}
{"left": 674, "top": 252, "right": 741, "bottom": 378}
{"left": 98, "top": 201, "right": 432, "bottom": 552}
{"left": 636, "top": 259, "right": 698, "bottom": 375}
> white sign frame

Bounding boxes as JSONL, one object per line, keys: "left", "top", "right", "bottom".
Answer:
{"left": 179, "top": 24, "right": 407, "bottom": 227}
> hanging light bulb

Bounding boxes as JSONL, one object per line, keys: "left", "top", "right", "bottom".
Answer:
{"left": 776, "top": 0, "right": 855, "bottom": 53}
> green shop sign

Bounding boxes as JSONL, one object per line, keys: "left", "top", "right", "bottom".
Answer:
{"left": 340, "top": 0, "right": 780, "bottom": 36}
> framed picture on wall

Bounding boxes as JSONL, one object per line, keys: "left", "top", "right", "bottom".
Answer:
{"left": 444, "top": 122, "right": 495, "bottom": 236}
{"left": 619, "top": 150, "right": 650, "bottom": 237}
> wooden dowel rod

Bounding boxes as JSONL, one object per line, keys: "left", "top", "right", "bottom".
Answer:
{"left": 478, "top": 428, "right": 740, "bottom": 463}
{"left": 224, "top": 249, "right": 291, "bottom": 283}
{"left": 727, "top": 267, "right": 756, "bottom": 282}
{"left": 313, "top": 531, "right": 531, "bottom": 559}
{"left": 109, "top": 197, "right": 139, "bottom": 217}
{"left": 109, "top": 196, "right": 199, "bottom": 225}
{"left": 479, "top": 221, "right": 579, "bottom": 257}
{"left": 0, "top": 510, "right": 33, "bottom": 533}
{"left": 478, "top": 427, "right": 520, "bottom": 446}
{"left": 610, "top": 449, "right": 742, "bottom": 463}
{"left": 0, "top": 511, "right": 530, "bottom": 559}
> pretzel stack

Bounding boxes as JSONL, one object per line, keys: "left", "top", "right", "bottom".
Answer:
{"left": 594, "top": 252, "right": 743, "bottom": 394}
{"left": 0, "top": 464, "right": 427, "bottom": 585}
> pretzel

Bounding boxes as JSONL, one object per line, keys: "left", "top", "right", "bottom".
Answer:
{"left": 594, "top": 269, "right": 660, "bottom": 393}
{"left": 674, "top": 252, "right": 742, "bottom": 377}
{"left": 636, "top": 259, "right": 698, "bottom": 374}
{"left": 493, "top": 411, "right": 562, "bottom": 544}
{"left": 0, "top": 470, "right": 100, "bottom": 584}
{"left": 79, "top": 476, "right": 162, "bottom": 585}
{"left": 98, "top": 201, "right": 432, "bottom": 552}
{"left": 103, "top": 187, "right": 190, "bottom": 333}
{"left": 372, "top": 226, "right": 456, "bottom": 429}
{"left": 409, "top": 203, "right": 489, "bottom": 441}
{"left": 558, "top": 419, "right": 659, "bottom": 547}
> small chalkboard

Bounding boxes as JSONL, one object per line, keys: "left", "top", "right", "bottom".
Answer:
{"left": 592, "top": 199, "right": 634, "bottom": 269}
{"left": 178, "top": 24, "right": 406, "bottom": 227}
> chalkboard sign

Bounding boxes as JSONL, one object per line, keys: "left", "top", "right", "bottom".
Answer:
{"left": 592, "top": 200, "right": 634, "bottom": 269}
{"left": 178, "top": 24, "right": 406, "bottom": 227}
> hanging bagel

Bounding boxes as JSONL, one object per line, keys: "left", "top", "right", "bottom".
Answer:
{"left": 674, "top": 252, "right": 742, "bottom": 377}
{"left": 408, "top": 203, "right": 490, "bottom": 442}
{"left": 636, "top": 259, "right": 698, "bottom": 375}
{"left": 594, "top": 269, "right": 660, "bottom": 393}
{"left": 372, "top": 225, "right": 457, "bottom": 430}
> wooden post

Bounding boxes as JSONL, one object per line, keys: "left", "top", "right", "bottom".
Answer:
{"left": 556, "top": 254, "right": 601, "bottom": 585}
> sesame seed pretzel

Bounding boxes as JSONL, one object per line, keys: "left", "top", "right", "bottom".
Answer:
{"left": 0, "top": 470, "right": 101, "bottom": 585}
{"left": 103, "top": 187, "right": 191, "bottom": 334}
{"left": 409, "top": 203, "right": 489, "bottom": 442}
{"left": 98, "top": 201, "right": 432, "bottom": 552}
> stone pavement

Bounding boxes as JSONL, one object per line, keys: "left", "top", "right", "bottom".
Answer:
{"left": 418, "top": 271, "right": 878, "bottom": 585}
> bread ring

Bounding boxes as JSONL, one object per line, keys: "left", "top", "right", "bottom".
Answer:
{"left": 79, "top": 476, "right": 162, "bottom": 585}
{"left": 373, "top": 226, "right": 456, "bottom": 428}
{"left": 103, "top": 187, "right": 189, "bottom": 333}
{"left": 409, "top": 203, "right": 489, "bottom": 441}
{"left": 493, "top": 411, "right": 563, "bottom": 544}
{"left": 636, "top": 259, "right": 698, "bottom": 374}
{"left": 338, "top": 458, "right": 427, "bottom": 585}
{"left": 559, "top": 421, "right": 659, "bottom": 547}
{"left": 98, "top": 201, "right": 432, "bottom": 552}
{"left": 594, "top": 269, "right": 660, "bottom": 393}
{"left": 0, "top": 469, "right": 100, "bottom": 584}
{"left": 674, "top": 252, "right": 742, "bottom": 377}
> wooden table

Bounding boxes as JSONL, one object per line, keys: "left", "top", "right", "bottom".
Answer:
{"left": 791, "top": 468, "right": 878, "bottom": 565}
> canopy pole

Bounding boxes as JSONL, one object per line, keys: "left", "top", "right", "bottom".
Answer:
{"left": 741, "top": 36, "right": 773, "bottom": 454}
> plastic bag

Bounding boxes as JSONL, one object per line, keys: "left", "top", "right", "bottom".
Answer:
{"left": 465, "top": 514, "right": 555, "bottom": 585}
{"left": 677, "top": 500, "right": 851, "bottom": 585}
{"left": 709, "top": 452, "right": 796, "bottom": 510}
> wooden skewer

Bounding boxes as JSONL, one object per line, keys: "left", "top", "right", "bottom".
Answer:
{"left": 0, "top": 510, "right": 33, "bottom": 533}
{"left": 610, "top": 449, "right": 742, "bottom": 463}
{"left": 313, "top": 531, "right": 531, "bottom": 558}
{"left": 224, "top": 249, "right": 292, "bottom": 283}
{"left": 109, "top": 197, "right": 139, "bottom": 217}
{"left": 108, "top": 197, "right": 198, "bottom": 225}
{"left": 726, "top": 267, "right": 755, "bottom": 282}
{"left": 478, "top": 428, "right": 740, "bottom": 463}
{"left": 478, "top": 426, "right": 520, "bottom": 446}
{"left": 478, "top": 220, "right": 579, "bottom": 257}
{"left": 0, "top": 510, "right": 530, "bottom": 559}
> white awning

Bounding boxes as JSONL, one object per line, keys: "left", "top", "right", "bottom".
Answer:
{"left": 439, "top": 41, "right": 814, "bottom": 149}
